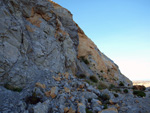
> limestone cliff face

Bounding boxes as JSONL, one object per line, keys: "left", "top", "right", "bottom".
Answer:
{"left": 77, "top": 25, "right": 131, "bottom": 86}
{"left": 0, "top": 0, "right": 132, "bottom": 89}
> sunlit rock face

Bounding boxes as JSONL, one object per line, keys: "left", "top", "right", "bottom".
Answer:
{"left": 0, "top": 0, "right": 132, "bottom": 89}
{"left": 77, "top": 24, "right": 132, "bottom": 86}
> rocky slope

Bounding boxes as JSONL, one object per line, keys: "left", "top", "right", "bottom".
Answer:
{"left": 1, "top": 0, "right": 149, "bottom": 113}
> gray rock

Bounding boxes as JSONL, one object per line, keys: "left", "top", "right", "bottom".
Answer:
{"left": 78, "top": 103, "right": 86, "bottom": 113}
{"left": 82, "top": 92, "right": 98, "bottom": 99}
{"left": 33, "top": 100, "right": 50, "bottom": 113}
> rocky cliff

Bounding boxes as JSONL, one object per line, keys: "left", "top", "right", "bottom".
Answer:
{"left": 2, "top": 0, "right": 147, "bottom": 113}
{"left": 0, "top": 0, "right": 131, "bottom": 88}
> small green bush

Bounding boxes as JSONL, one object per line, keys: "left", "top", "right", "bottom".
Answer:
{"left": 133, "top": 90, "right": 146, "bottom": 97}
{"left": 123, "top": 89, "right": 128, "bottom": 93}
{"left": 109, "top": 84, "right": 115, "bottom": 90}
{"left": 103, "top": 104, "right": 108, "bottom": 109}
{"left": 85, "top": 79, "right": 91, "bottom": 85}
{"left": 100, "top": 70, "right": 103, "bottom": 73}
{"left": 98, "top": 82, "right": 108, "bottom": 90}
{"left": 113, "top": 88, "right": 122, "bottom": 93}
{"left": 90, "top": 76, "right": 98, "bottom": 83}
{"left": 88, "top": 98, "right": 92, "bottom": 103}
{"left": 25, "top": 92, "right": 43, "bottom": 105}
{"left": 86, "top": 108, "right": 93, "bottom": 113}
{"left": 4, "top": 83, "right": 22, "bottom": 92}
{"left": 114, "top": 93, "right": 119, "bottom": 97}
{"left": 101, "top": 94, "right": 110, "bottom": 101}
{"left": 78, "top": 74, "right": 86, "bottom": 79}
{"left": 119, "top": 81, "right": 124, "bottom": 86}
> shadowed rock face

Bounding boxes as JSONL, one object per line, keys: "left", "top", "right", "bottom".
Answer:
{"left": 0, "top": 0, "right": 131, "bottom": 89}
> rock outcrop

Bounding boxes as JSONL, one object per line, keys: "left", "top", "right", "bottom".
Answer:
{"left": 0, "top": 0, "right": 132, "bottom": 88}
{"left": 2, "top": 0, "right": 147, "bottom": 113}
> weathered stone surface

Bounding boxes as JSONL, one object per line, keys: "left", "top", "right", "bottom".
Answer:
{"left": 98, "top": 107, "right": 118, "bottom": 113}
{"left": 33, "top": 100, "right": 50, "bottom": 113}
{"left": 50, "top": 86, "right": 58, "bottom": 98}
{"left": 35, "top": 82, "right": 46, "bottom": 89}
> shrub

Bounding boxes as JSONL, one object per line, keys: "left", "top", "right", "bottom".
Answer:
{"left": 119, "top": 81, "right": 124, "bottom": 86}
{"left": 86, "top": 108, "right": 93, "bottom": 113}
{"left": 114, "top": 93, "right": 119, "bottom": 97}
{"left": 103, "top": 104, "right": 108, "bottom": 109}
{"left": 88, "top": 98, "right": 92, "bottom": 103}
{"left": 4, "top": 83, "right": 22, "bottom": 92}
{"left": 133, "top": 90, "right": 146, "bottom": 97}
{"left": 123, "top": 89, "right": 128, "bottom": 93}
{"left": 133, "top": 85, "right": 146, "bottom": 91}
{"left": 109, "top": 84, "right": 115, "bottom": 90}
{"left": 78, "top": 74, "right": 86, "bottom": 79}
{"left": 25, "top": 92, "right": 43, "bottom": 104}
{"left": 113, "top": 88, "right": 122, "bottom": 93}
{"left": 80, "top": 56, "right": 89, "bottom": 65}
{"left": 101, "top": 94, "right": 110, "bottom": 101}
{"left": 100, "top": 70, "right": 103, "bottom": 73}
{"left": 85, "top": 80, "right": 91, "bottom": 85}
{"left": 90, "top": 76, "right": 98, "bottom": 83}
{"left": 98, "top": 82, "right": 108, "bottom": 90}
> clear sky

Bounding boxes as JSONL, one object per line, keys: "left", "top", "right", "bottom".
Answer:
{"left": 53, "top": 0, "right": 150, "bottom": 81}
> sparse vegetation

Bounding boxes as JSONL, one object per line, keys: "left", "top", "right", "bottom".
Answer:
{"left": 88, "top": 98, "right": 92, "bottom": 103}
{"left": 4, "top": 83, "right": 23, "bottom": 92}
{"left": 113, "top": 88, "right": 122, "bottom": 93}
{"left": 109, "top": 84, "right": 115, "bottom": 90}
{"left": 114, "top": 93, "right": 119, "bottom": 97}
{"left": 90, "top": 75, "right": 98, "bottom": 83}
{"left": 25, "top": 92, "right": 42, "bottom": 104}
{"left": 85, "top": 79, "right": 91, "bottom": 85}
{"left": 98, "top": 82, "right": 108, "bottom": 90}
{"left": 133, "top": 85, "right": 146, "bottom": 91}
{"left": 86, "top": 108, "right": 93, "bottom": 113}
{"left": 78, "top": 74, "right": 86, "bottom": 79}
{"left": 107, "top": 69, "right": 110, "bottom": 72}
{"left": 123, "top": 89, "right": 128, "bottom": 93}
{"left": 80, "top": 56, "right": 89, "bottom": 65}
{"left": 133, "top": 90, "right": 146, "bottom": 97}
{"left": 119, "top": 81, "right": 124, "bottom": 86}
{"left": 103, "top": 104, "right": 108, "bottom": 109}
{"left": 101, "top": 94, "right": 110, "bottom": 101}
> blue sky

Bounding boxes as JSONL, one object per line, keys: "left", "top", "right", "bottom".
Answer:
{"left": 53, "top": 0, "right": 150, "bottom": 81}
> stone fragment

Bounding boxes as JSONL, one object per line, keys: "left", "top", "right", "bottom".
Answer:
{"left": 98, "top": 107, "right": 118, "bottom": 113}
{"left": 79, "top": 84, "right": 84, "bottom": 89}
{"left": 45, "top": 87, "right": 58, "bottom": 98}
{"left": 115, "top": 104, "right": 120, "bottom": 109}
{"left": 64, "top": 107, "right": 69, "bottom": 113}
{"left": 64, "top": 87, "right": 70, "bottom": 93}
{"left": 135, "top": 100, "right": 139, "bottom": 103}
{"left": 33, "top": 100, "right": 50, "bottom": 113}
{"left": 68, "top": 107, "right": 76, "bottom": 113}
{"left": 77, "top": 103, "right": 86, "bottom": 113}
{"left": 109, "top": 100, "right": 115, "bottom": 105}
{"left": 64, "top": 72, "right": 69, "bottom": 79}
{"left": 35, "top": 82, "right": 46, "bottom": 89}
{"left": 45, "top": 91, "right": 51, "bottom": 97}
{"left": 53, "top": 76, "right": 61, "bottom": 81}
